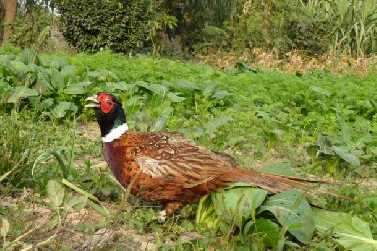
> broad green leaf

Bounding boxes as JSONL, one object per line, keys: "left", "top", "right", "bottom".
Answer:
{"left": 316, "top": 134, "right": 334, "bottom": 155}
{"left": 65, "top": 195, "right": 88, "bottom": 211}
{"left": 49, "top": 58, "right": 69, "bottom": 69}
{"left": 60, "top": 65, "right": 77, "bottom": 81}
{"left": 167, "top": 92, "right": 186, "bottom": 102}
{"left": 204, "top": 116, "right": 233, "bottom": 138}
{"left": 313, "top": 208, "right": 350, "bottom": 233}
{"left": 332, "top": 146, "right": 360, "bottom": 166}
{"left": 10, "top": 60, "right": 28, "bottom": 75}
{"left": 0, "top": 55, "right": 12, "bottom": 67}
{"left": 47, "top": 180, "right": 65, "bottom": 208}
{"left": 212, "top": 90, "right": 231, "bottom": 100}
{"left": 202, "top": 82, "right": 218, "bottom": 98}
{"left": 196, "top": 194, "right": 221, "bottom": 230}
{"left": 196, "top": 187, "right": 267, "bottom": 231}
{"left": 87, "top": 70, "right": 102, "bottom": 80}
{"left": 51, "top": 101, "right": 78, "bottom": 118}
{"left": 213, "top": 187, "right": 267, "bottom": 226}
{"left": 34, "top": 70, "right": 53, "bottom": 94}
{"left": 260, "top": 162, "right": 297, "bottom": 176}
{"left": 174, "top": 80, "right": 200, "bottom": 91}
{"left": 136, "top": 81, "right": 168, "bottom": 96}
{"left": 151, "top": 106, "right": 173, "bottom": 132}
{"left": 126, "top": 95, "right": 143, "bottom": 107}
{"left": 88, "top": 70, "right": 118, "bottom": 82}
{"left": 310, "top": 86, "right": 331, "bottom": 97}
{"left": 6, "top": 86, "right": 38, "bottom": 103}
{"left": 252, "top": 218, "right": 281, "bottom": 248}
{"left": 314, "top": 209, "right": 377, "bottom": 251}
{"left": 64, "top": 82, "right": 92, "bottom": 95}
{"left": 260, "top": 189, "right": 314, "bottom": 243}
{"left": 40, "top": 98, "right": 55, "bottom": 109}
{"left": 0, "top": 81, "right": 12, "bottom": 102}
{"left": 106, "top": 81, "right": 133, "bottom": 91}
{"left": 49, "top": 69, "right": 66, "bottom": 90}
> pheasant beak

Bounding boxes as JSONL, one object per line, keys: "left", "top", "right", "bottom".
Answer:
{"left": 85, "top": 95, "right": 100, "bottom": 108}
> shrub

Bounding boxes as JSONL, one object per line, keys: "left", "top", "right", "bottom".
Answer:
{"left": 8, "top": 5, "right": 53, "bottom": 50}
{"left": 220, "top": 1, "right": 333, "bottom": 55}
{"left": 158, "top": 0, "right": 237, "bottom": 50}
{"left": 56, "top": 0, "right": 150, "bottom": 53}
{"left": 192, "top": 0, "right": 377, "bottom": 57}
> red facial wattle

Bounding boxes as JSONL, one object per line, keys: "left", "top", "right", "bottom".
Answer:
{"left": 97, "top": 93, "right": 115, "bottom": 113}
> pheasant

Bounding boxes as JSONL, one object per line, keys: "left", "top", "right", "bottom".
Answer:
{"left": 86, "top": 92, "right": 312, "bottom": 220}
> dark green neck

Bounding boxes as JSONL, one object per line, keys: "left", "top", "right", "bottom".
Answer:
{"left": 95, "top": 105, "right": 126, "bottom": 137}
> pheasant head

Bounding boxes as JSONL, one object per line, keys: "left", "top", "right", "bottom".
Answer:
{"left": 86, "top": 92, "right": 128, "bottom": 142}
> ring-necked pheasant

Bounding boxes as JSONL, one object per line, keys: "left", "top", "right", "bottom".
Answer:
{"left": 86, "top": 92, "right": 312, "bottom": 220}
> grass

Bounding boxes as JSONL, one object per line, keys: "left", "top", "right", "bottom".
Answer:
{"left": 1, "top": 49, "right": 377, "bottom": 250}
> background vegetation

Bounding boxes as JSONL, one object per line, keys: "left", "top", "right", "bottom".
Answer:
{"left": 1, "top": 0, "right": 377, "bottom": 250}
{"left": 2, "top": 0, "right": 377, "bottom": 58}
{"left": 1, "top": 46, "right": 377, "bottom": 250}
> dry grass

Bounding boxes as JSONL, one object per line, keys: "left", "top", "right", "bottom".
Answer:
{"left": 197, "top": 48, "right": 377, "bottom": 76}
{"left": 0, "top": 191, "right": 159, "bottom": 250}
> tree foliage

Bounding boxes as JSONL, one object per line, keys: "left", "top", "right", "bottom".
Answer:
{"left": 156, "top": 0, "right": 240, "bottom": 48}
{"left": 55, "top": 0, "right": 150, "bottom": 53}
{"left": 9, "top": 3, "right": 53, "bottom": 50}
{"left": 15, "top": 0, "right": 377, "bottom": 56}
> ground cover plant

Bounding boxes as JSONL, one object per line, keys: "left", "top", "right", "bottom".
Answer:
{"left": 1, "top": 47, "right": 377, "bottom": 250}
{"left": 50, "top": 0, "right": 377, "bottom": 57}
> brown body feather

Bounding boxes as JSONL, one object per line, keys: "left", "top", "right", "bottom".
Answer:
{"left": 103, "top": 131, "right": 310, "bottom": 215}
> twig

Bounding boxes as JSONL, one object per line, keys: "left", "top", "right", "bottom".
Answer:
{"left": 123, "top": 170, "right": 142, "bottom": 211}
{"left": 8, "top": 218, "right": 50, "bottom": 249}
{"left": 0, "top": 152, "right": 28, "bottom": 183}
{"left": 20, "top": 234, "right": 57, "bottom": 251}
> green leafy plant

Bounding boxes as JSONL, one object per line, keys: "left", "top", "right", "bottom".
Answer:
{"left": 314, "top": 208, "right": 377, "bottom": 251}
{"left": 1, "top": 48, "right": 377, "bottom": 249}
{"left": 196, "top": 187, "right": 315, "bottom": 249}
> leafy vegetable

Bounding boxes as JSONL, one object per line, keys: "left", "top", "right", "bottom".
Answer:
{"left": 51, "top": 102, "right": 78, "bottom": 119}
{"left": 196, "top": 185, "right": 267, "bottom": 231}
{"left": 314, "top": 209, "right": 377, "bottom": 251}
{"left": 6, "top": 86, "right": 38, "bottom": 103}
{"left": 260, "top": 189, "right": 315, "bottom": 243}
{"left": 251, "top": 218, "right": 281, "bottom": 248}
{"left": 47, "top": 180, "right": 65, "bottom": 208}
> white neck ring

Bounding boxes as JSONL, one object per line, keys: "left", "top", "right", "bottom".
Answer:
{"left": 102, "top": 123, "right": 128, "bottom": 143}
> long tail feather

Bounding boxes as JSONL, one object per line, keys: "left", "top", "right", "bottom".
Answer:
{"left": 229, "top": 168, "right": 352, "bottom": 201}
{"left": 232, "top": 169, "right": 310, "bottom": 193}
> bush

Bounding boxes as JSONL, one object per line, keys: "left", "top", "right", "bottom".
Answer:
{"left": 157, "top": 1, "right": 237, "bottom": 51}
{"left": 9, "top": 5, "right": 53, "bottom": 50}
{"left": 219, "top": 1, "right": 334, "bottom": 55}
{"left": 56, "top": 0, "right": 150, "bottom": 53}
